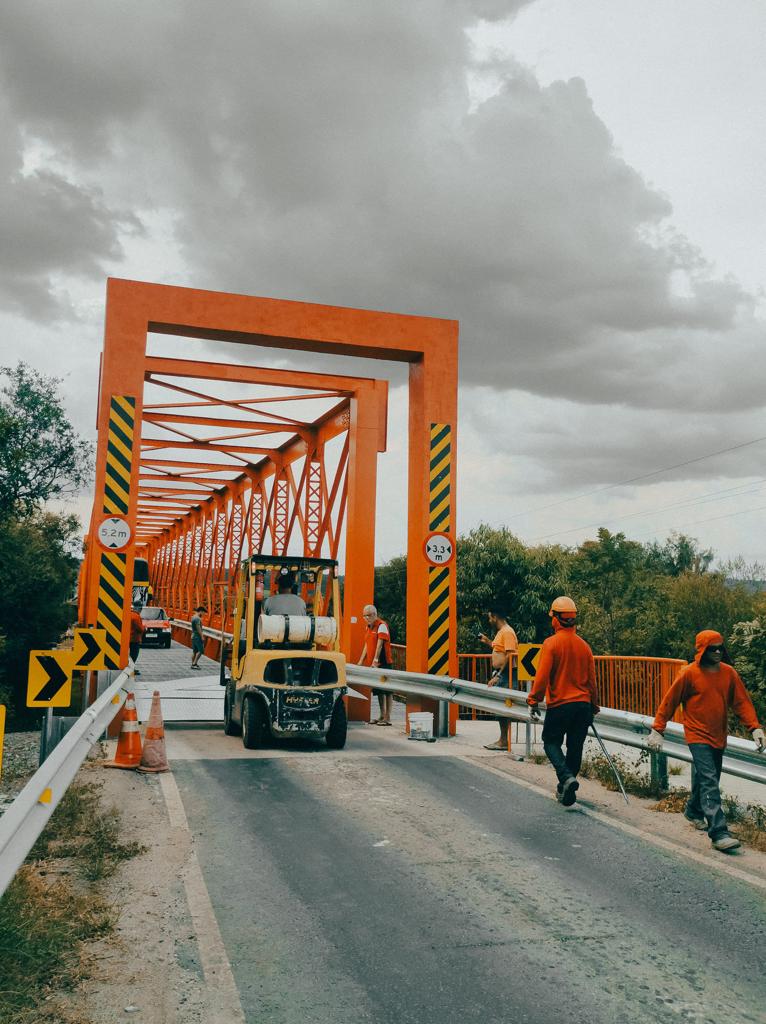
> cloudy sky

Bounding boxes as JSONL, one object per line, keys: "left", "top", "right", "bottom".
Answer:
{"left": 1, "top": 0, "right": 764, "bottom": 565}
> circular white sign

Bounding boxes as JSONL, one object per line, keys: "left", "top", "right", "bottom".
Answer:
{"left": 424, "top": 532, "right": 454, "bottom": 566}
{"left": 97, "top": 516, "right": 132, "bottom": 551}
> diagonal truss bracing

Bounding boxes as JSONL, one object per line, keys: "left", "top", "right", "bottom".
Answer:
{"left": 135, "top": 358, "right": 384, "bottom": 630}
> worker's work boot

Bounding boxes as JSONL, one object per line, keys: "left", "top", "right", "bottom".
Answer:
{"left": 683, "top": 812, "right": 707, "bottom": 831}
{"left": 712, "top": 834, "right": 741, "bottom": 852}
{"left": 560, "top": 776, "right": 579, "bottom": 807}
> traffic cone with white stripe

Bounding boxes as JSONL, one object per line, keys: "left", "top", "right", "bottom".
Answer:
{"left": 136, "top": 690, "right": 169, "bottom": 773}
{"left": 105, "top": 692, "right": 142, "bottom": 769}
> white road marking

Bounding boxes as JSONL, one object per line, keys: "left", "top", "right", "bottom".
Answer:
{"left": 159, "top": 773, "right": 246, "bottom": 1023}
{"left": 462, "top": 756, "right": 766, "bottom": 894}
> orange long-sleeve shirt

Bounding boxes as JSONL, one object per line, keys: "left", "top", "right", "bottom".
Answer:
{"left": 527, "top": 624, "right": 600, "bottom": 710}
{"left": 653, "top": 663, "right": 760, "bottom": 749}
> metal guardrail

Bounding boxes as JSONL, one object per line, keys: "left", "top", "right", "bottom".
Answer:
{"left": 347, "top": 665, "right": 766, "bottom": 786}
{"left": 171, "top": 618, "right": 232, "bottom": 643}
{"left": 0, "top": 669, "right": 130, "bottom": 899}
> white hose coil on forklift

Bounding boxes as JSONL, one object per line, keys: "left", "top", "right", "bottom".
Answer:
{"left": 257, "top": 614, "right": 337, "bottom": 646}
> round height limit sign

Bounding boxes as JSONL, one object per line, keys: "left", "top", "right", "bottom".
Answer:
{"left": 97, "top": 516, "right": 132, "bottom": 552}
{"left": 423, "top": 532, "right": 455, "bottom": 566}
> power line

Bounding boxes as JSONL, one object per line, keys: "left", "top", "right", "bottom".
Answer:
{"left": 530, "top": 478, "right": 766, "bottom": 542}
{"left": 629, "top": 501, "right": 766, "bottom": 540}
{"left": 506, "top": 434, "right": 766, "bottom": 521}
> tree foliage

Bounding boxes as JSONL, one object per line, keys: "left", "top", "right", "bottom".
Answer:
{"left": 371, "top": 525, "right": 763, "bottom": 689}
{"left": 0, "top": 363, "right": 91, "bottom": 517}
{"left": 0, "top": 363, "right": 90, "bottom": 719}
{"left": 0, "top": 513, "right": 80, "bottom": 718}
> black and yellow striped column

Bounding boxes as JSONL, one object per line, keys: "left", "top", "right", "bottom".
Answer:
{"left": 427, "top": 422, "right": 452, "bottom": 675}
{"left": 97, "top": 396, "right": 136, "bottom": 669}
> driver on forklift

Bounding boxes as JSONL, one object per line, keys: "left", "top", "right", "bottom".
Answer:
{"left": 263, "top": 570, "right": 307, "bottom": 616}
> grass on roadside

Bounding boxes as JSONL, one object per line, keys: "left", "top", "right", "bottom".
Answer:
{"left": 0, "top": 867, "right": 115, "bottom": 1023}
{"left": 0, "top": 779, "right": 146, "bottom": 1022}
{"left": 578, "top": 751, "right": 658, "bottom": 798}
{"left": 31, "top": 780, "right": 145, "bottom": 881}
{"left": 653, "top": 788, "right": 766, "bottom": 853}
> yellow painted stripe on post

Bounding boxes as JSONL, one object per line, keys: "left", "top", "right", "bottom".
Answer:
{"left": 427, "top": 423, "right": 452, "bottom": 675}
{"left": 96, "top": 396, "right": 136, "bottom": 668}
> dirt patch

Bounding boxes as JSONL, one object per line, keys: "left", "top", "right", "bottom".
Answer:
{"left": 59, "top": 767, "right": 209, "bottom": 1023}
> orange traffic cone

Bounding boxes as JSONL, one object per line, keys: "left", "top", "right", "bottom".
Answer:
{"left": 105, "top": 692, "right": 142, "bottom": 769}
{"left": 137, "top": 690, "right": 169, "bottom": 774}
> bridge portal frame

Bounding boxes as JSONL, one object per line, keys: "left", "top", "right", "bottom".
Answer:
{"left": 82, "top": 278, "right": 458, "bottom": 727}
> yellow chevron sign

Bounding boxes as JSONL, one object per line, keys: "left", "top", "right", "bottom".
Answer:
{"left": 518, "top": 643, "right": 543, "bottom": 682}
{"left": 27, "top": 650, "right": 76, "bottom": 707}
{"left": 73, "top": 628, "right": 109, "bottom": 671}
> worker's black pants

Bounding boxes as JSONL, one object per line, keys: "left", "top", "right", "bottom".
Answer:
{"left": 541, "top": 701, "right": 593, "bottom": 785}
{"left": 686, "top": 743, "right": 728, "bottom": 841}
{"left": 129, "top": 641, "right": 140, "bottom": 664}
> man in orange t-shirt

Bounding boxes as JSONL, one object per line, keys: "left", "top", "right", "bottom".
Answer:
{"left": 479, "top": 607, "right": 518, "bottom": 750}
{"left": 527, "top": 596, "right": 599, "bottom": 806}
{"left": 649, "top": 629, "right": 764, "bottom": 852}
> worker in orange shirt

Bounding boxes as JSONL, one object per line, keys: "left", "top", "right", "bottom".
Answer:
{"left": 527, "top": 597, "right": 600, "bottom": 806}
{"left": 129, "top": 601, "right": 144, "bottom": 676}
{"left": 649, "top": 630, "right": 764, "bottom": 852}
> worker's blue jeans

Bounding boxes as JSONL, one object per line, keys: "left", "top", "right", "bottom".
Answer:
{"left": 686, "top": 743, "right": 728, "bottom": 840}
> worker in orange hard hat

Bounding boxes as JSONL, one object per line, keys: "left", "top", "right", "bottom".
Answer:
{"left": 649, "top": 629, "right": 764, "bottom": 853}
{"left": 527, "top": 597, "right": 600, "bottom": 806}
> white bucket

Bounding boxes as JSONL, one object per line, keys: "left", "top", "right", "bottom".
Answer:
{"left": 257, "top": 614, "right": 337, "bottom": 647}
{"left": 408, "top": 711, "right": 434, "bottom": 740}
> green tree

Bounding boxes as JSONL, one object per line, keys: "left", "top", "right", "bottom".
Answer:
{"left": 0, "top": 363, "right": 91, "bottom": 517}
{"left": 645, "top": 532, "right": 714, "bottom": 576}
{"left": 570, "top": 529, "right": 652, "bottom": 653}
{"left": 455, "top": 525, "right": 569, "bottom": 651}
{"left": 373, "top": 555, "right": 407, "bottom": 645}
{"left": 728, "top": 618, "right": 766, "bottom": 723}
{"left": 0, "top": 513, "right": 80, "bottom": 718}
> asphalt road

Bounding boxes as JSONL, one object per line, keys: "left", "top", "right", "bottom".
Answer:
{"left": 172, "top": 750, "right": 765, "bottom": 1024}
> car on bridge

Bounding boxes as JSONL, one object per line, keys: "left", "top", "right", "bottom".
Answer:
{"left": 221, "top": 556, "right": 347, "bottom": 750}
{"left": 139, "top": 605, "right": 172, "bottom": 648}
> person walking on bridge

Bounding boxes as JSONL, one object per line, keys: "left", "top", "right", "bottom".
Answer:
{"left": 479, "top": 607, "right": 518, "bottom": 751}
{"left": 527, "top": 597, "right": 600, "bottom": 806}
{"left": 359, "top": 604, "right": 393, "bottom": 725}
{"left": 190, "top": 605, "right": 207, "bottom": 669}
{"left": 648, "top": 629, "right": 765, "bottom": 852}
{"left": 129, "top": 602, "right": 144, "bottom": 676}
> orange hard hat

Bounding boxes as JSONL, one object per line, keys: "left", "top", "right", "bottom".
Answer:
{"left": 549, "top": 596, "right": 577, "bottom": 617}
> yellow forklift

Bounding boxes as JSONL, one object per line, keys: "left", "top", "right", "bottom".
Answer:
{"left": 221, "top": 556, "right": 347, "bottom": 749}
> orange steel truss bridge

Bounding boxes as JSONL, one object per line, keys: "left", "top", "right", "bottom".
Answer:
{"left": 78, "top": 279, "right": 458, "bottom": 726}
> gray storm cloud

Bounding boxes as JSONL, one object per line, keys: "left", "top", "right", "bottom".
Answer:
{"left": 0, "top": 0, "right": 761, "bottom": 424}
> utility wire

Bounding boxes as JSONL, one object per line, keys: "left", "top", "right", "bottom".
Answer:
{"left": 530, "top": 478, "right": 766, "bottom": 542}
{"left": 506, "top": 434, "right": 766, "bottom": 521}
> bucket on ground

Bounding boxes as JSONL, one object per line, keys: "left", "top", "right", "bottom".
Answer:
{"left": 408, "top": 711, "right": 434, "bottom": 740}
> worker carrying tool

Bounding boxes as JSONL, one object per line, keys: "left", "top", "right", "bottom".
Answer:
{"left": 527, "top": 596, "right": 600, "bottom": 807}
{"left": 648, "top": 629, "right": 765, "bottom": 853}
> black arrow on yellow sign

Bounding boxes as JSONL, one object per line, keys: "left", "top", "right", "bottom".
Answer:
{"left": 35, "top": 657, "right": 70, "bottom": 702}
{"left": 518, "top": 642, "right": 542, "bottom": 682}
{"left": 27, "top": 650, "right": 75, "bottom": 708}
{"left": 521, "top": 647, "right": 539, "bottom": 678}
{"left": 73, "top": 628, "right": 108, "bottom": 670}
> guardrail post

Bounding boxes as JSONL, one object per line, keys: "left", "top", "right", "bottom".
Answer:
{"left": 650, "top": 751, "right": 669, "bottom": 795}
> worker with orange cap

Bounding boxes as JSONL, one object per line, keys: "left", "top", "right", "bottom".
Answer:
{"left": 649, "top": 630, "right": 764, "bottom": 852}
{"left": 527, "top": 597, "right": 600, "bottom": 806}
